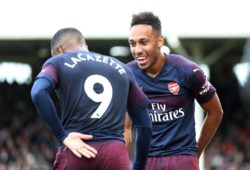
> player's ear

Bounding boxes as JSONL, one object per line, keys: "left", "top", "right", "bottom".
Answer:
{"left": 56, "top": 46, "right": 64, "bottom": 55}
{"left": 157, "top": 35, "right": 164, "bottom": 48}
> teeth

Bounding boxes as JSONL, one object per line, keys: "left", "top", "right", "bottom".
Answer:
{"left": 137, "top": 57, "right": 146, "bottom": 61}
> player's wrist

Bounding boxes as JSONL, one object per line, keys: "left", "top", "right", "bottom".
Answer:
{"left": 58, "top": 131, "right": 69, "bottom": 143}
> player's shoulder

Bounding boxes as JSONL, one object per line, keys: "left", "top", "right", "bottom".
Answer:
{"left": 43, "top": 55, "right": 59, "bottom": 67}
{"left": 93, "top": 52, "right": 132, "bottom": 74}
{"left": 42, "top": 52, "right": 74, "bottom": 69}
{"left": 126, "top": 60, "right": 142, "bottom": 79}
{"left": 122, "top": 62, "right": 135, "bottom": 76}
{"left": 168, "top": 54, "right": 198, "bottom": 72}
{"left": 126, "top": 60, "right": 138, "bottom": 70}
{"left": 168, "top": 54, "right": 196, "bottom": 67}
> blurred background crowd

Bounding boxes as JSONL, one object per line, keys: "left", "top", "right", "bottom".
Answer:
{"left": 204, "top": 63, "right": 250, "bottom": 170}
{"left": 0, "top": 83, "right": 59, "bottom": 170}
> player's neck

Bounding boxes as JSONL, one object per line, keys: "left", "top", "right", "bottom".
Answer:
{"left": 146, "top": 54, "right": 166, "bottom": 78}
{"left": 66, "top": 46, "right": 89, "bottom": 53}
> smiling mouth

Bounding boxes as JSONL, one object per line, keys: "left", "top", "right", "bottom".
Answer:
{"left": 137, "top": 56, "right": 146, "bottom": 61}
{"left": 136, "top": 56, "right": 147, "bottom": 65}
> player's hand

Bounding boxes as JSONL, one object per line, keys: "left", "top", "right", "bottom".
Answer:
{"left": 62, "top": 132, "right": 97, "bottom": 158}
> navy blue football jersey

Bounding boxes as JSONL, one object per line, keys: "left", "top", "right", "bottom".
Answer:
{"left": 127, "top": 54, "right": 216, "bottom": 156}
{"left": 36, "top": 51, "right": 149, "bottom": 142}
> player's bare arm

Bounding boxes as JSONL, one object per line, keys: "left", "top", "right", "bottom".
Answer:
{"left": 197, "top": 93, "right": 223, "bottom": 157}
{"left": 63, "top": 132, "right": 97, "bottom": 158}
{"left": 124, "top": 112, "right": 132, "bottom": 149}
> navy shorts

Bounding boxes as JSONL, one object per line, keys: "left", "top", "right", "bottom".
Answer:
{"left": 145, "top": 155, "right": 199, "bottom": 170}
{"left": 53, "top": 140, "right": 131, "bottom": 170}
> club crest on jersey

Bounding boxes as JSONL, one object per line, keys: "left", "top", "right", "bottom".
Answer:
{"left": 168, "top": 82, "right": 179, "bottom": 95}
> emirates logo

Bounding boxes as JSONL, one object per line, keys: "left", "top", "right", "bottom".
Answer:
{"left": 168, "top": 82, "right": 179, "bottom": 95}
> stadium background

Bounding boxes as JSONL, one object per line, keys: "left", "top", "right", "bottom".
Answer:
{"left": 0, "top": 0, "right": 250, "bottom": 169}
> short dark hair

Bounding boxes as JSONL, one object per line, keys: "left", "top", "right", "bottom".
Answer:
{"left": 130, "top": 11, "right": 162, "bottom": 35}
{"left": 50, "top": 27, "right": 84, "bottom": 55}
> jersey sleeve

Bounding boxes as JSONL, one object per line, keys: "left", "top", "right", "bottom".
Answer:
{"left": 127, "top": 69, "right": 150, "bottom": 113}
{"left": 188, "top": 65, "right": 216, "bottom": 104}
{"left": 36, "top": 63, "right": 59, "bottom": 89}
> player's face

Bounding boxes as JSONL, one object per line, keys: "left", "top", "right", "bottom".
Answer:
{"left": 129, "top": 24, "right": 163, "bottom": 71}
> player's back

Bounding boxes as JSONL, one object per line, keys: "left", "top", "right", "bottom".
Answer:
{"left": 44, "top": 51, "right": 131, "bottom": 142}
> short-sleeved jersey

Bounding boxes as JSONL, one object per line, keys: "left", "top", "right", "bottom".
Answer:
{"left": 37, "top": 51, "right": 149, "bottom": 142}
{"left": 127, "top": 54, "right": 216, "bottom": 156}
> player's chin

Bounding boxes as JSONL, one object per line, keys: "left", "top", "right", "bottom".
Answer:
{"left": 137, "top": 63, "right": 149, "bottom": 70}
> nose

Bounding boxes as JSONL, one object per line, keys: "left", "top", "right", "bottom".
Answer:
{"left": 134, "top": 44, "right": 143, "bottom": 55}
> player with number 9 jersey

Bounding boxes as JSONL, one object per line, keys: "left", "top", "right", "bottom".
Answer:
{"left": 38, "top": 51, "right": 147, "bottom": 142}
{"left": 31, "top": 28, "right": 152, "bottom": 170}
